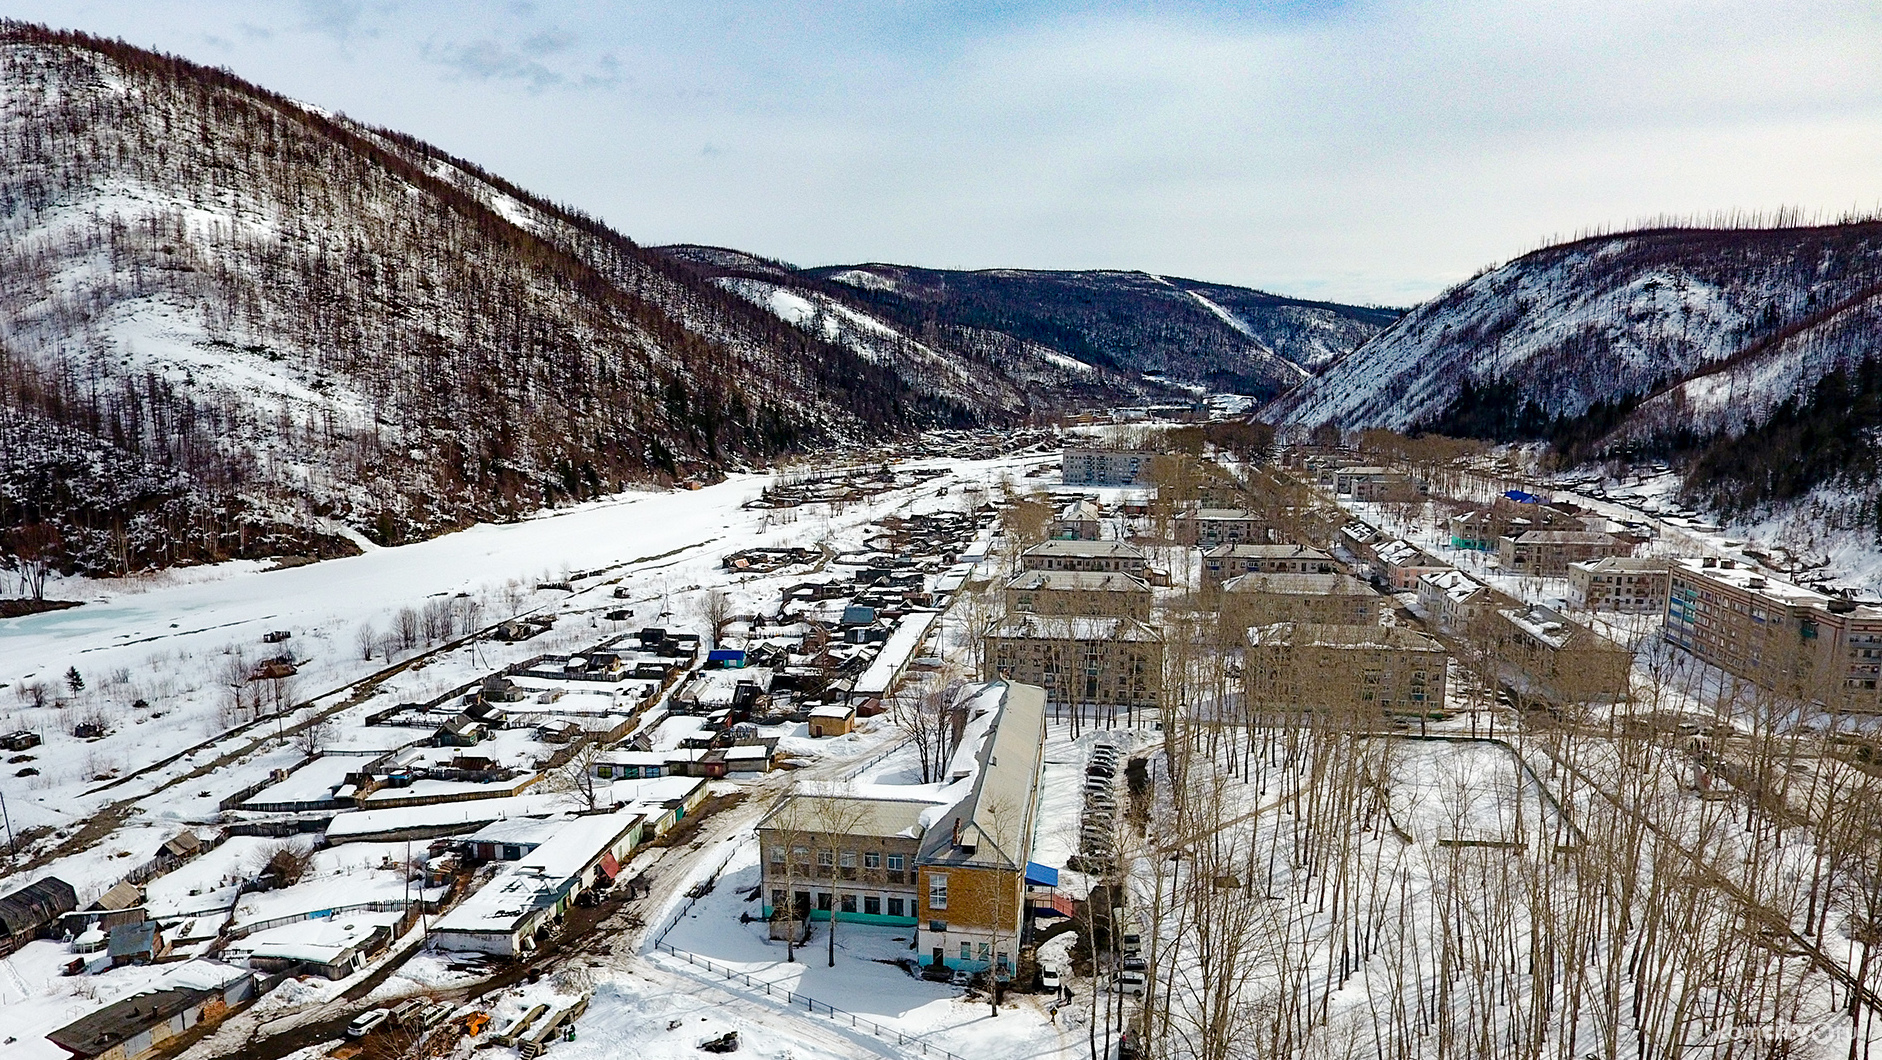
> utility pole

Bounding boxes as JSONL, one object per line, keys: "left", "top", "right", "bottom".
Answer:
{"left": 0, "top": 789, "right": 15, "bottom": 854}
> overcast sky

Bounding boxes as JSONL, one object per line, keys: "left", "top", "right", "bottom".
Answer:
{"left": 9, "top": 0, "right": 1880, "bottom": 304}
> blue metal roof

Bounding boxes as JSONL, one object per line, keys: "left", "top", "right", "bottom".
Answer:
{"left": 1025, "top": 862, "right": 1059, "bottom": 887}
{"left": 1503, "top": 490, "right": 1542, "bottom": 504}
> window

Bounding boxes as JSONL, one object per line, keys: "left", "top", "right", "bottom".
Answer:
{"left": 977, "top": 942, "right": 990, "bottom": 962}
{"left": 817, "top": 892, "right": 831, "bottom": 911}
{"left": 863, "top": 852, "right": 881, "bottom": 869}
{"left": 818, "top": 849, "right": 835, "bottom": 867}
{"left": 840, "top": 894, "right": 856, "bottom": 913}
{"left": 839, "top": 851, "right": 856, "bottom": 869}
{"left": 961, "top": 942, "right": 972, "bottom": 961}
{"left": 769, "top": 847, "right": 785, "bottom": 864}
{"left": 929, "top": 874, "right": 948, "bottom": 910}
{"left": 931, "top": 919, "right": 947, "bottom": 933}
{"left": 771, "top": 889, "right": 784, "bottom": 909}
{"left": 863, "top": 896, "right": 881, "bottom": 915}
{"left": 596, "top": 765, "right": 612, "bottom": 778}
{"left": 889, "top": 898, "right": 905, "bottom": 917}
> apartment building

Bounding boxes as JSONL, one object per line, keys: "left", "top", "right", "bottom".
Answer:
{"left": 983, "top": 616, "right": 1162, "bottom": 712}
{"left": 1050, "top": 500, "right": 1103, "bottom": 541}
{"left": 1061, "top": 448, "right": 1155, "bottom": 486}
{"left": 1665, "top": 558, "right": 1882, "bottom": 709}
{"left": 1020, "top": 539, "right": 1148, "bottom": 576}
{"left": 1493, "top": 604, "right": 1633, "bottom": 704}
{"left": 1567, "top": 557, "right": 1670, "bottom": 613}
{"left": 1371, "top": 539, "right": 1453, "bottom": 591}
{"left": 1244, "top": 623, "right": 1447, "bottom": 715}
{"left": 1219, "top": 572, "right": 1380, "bottom": 627}
{"left": 1448, "top": 496, "right": 1587, "bottom": 551}
{"left": 759, "top": 683, "right": 1049, "bottom": 974}
{"left": 1003, "top": 569, "right": 1153, "bottom": 621}
{"left": 1496, "top": 531, "right": 1627, "bottom": 576}
{"left": 915, "top": 682, "right": 1048, "bottom": 975}
{"left": 1416, "top": 569, "right": 1505, "bottom": 635}
{"left": 1332, "top": 466, "right": 1419, "bottom": 502}
{"left": 757, "top": 795, "right": 929, "bottom": 936}
{"left": 1201, "top": 544, "right": 1337, "bottom": 587}
{"left": 1174, "top": 508, "right": 1269, "bottom": 548}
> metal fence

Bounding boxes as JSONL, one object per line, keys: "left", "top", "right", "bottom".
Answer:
{"left": 646, "top": 850, "right": 962, "bottom": 1060}
{"left": 652, "top": 942, "right": 965, "bottom": 1060}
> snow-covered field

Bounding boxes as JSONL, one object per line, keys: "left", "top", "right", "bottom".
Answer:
{"left": 0, "top": 449, "right": 1075, "bottom": 1060}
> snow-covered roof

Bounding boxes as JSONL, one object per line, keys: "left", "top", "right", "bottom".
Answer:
{"left": 1418, "top": 568, "right": 1491, "bottom": 601}
{"left": 854, "top": 610, "right": 939, "bottom": 696}
{"left": 1506, "top": 530, "right": 1619, "bottom": 545}
{"left": 1003, "top": 570, "right": 1150, "bottom": 593}
{"left": 231, "top": 911, "right": 403, "bottom": 964}
{"left": 990, "top": 615, "right": 1161, "bottom": 643}
{"left": 919, "top": 682, "right": 1048, "bottom": 873}
{"left": 1247, "top": 622, "right": 1446, "bottom": 653}
{"left": 464, "top": 815, "right": 572, "bottom": 847}
{"left": 1372, "top": 540, "right": 1443, "bottom": 567}
{"left": 1221, "top": 571, "right": 1374, "bottom": 597}
{"left": 1204, "top": 543, "right": 1333, "bottom": 560}
{"left": 1497, "top": 605, "right": 1590, "bottom": 650}
{"left": 1570, "top": 556, "right": 1671, "bottom": 574}
{"left": 1022, "top": 539, "right": 1145, "bottom": 560}
{"left": 757, "top": 794, "right": 930, "bottom": 840}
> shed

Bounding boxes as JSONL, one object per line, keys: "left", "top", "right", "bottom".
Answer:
{"left": 0, "top": 876, "right": 77, "bottom": 954}
{"left": 807, "top": 704, "right": 856, "bottom": 738}
{"left": 47, "top": 972, "right": 254, "bottom": 1060}
{"left": 108, "top": 921, "right": 167, "bottom": 966}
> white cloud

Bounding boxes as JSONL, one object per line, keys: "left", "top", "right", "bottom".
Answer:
{"left": 6, "top": 0, "right": 1879, "bottom": 303}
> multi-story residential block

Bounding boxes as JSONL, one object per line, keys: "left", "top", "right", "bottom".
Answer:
{"left": 1020, "top": 539, "right": 1148, "bottom": 575}
{"left": 1219, "top": 572, "right": 1380, "bottom": 627}
{"left": 1003, "top": 569, "right": 1153, "bottom": 620}
{"left": 758, "top": 795, "right": 928, "bottom": 936}
{"left": 1332, "top": 466, "right": 1419, "bottom": 501}
{"left": 915, "top": 682, "right": 1047, "bottom": 975}
{"left": 1371, "top": 539, "right": 1453, "bottom": 591}
{"left": 983, "top": 616, "right": 1162, "bottom": 712}
{"left": 1496, "top": 531, "right": 1627, "bottom": 576}
{"left": 1049, "top": 499, "right": 1103, "bottom": 541}
{"left": 1448, "top": 495, "right": 1588, "bottom": 551}
{"left": 1061, "top": 448, "right": 1156, "bottom": 486}
{"left": 1244, "top": 623, "right": 1447, "bottom": 714}
{"left": 1174, "top": 508, "right": 1269, "bottom": 547}
{"left": 1415, "top": 569, "right": 1505, "bottom": 634}
{"left": 1567, "top": 557, "right": 1670, "bottom": 613}
{"left": 1665, "top": 559, "right": 1882, "bottom": 708}
{"left": 1492, "top": 604, "right": 1633, "bottom": 703}
{"left": 1201, "top": 544, "right": 1337, "bottom": 587}
{"left": 759, "top": 683, "right": 1050, "bottom": 975}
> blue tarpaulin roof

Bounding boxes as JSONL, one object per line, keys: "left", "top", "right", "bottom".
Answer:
{"left": 1503, "top": 490, "right": 1542, "bottom": 504}
{"left": 1025, "top": 862, "right": 1059, "bottom": 887}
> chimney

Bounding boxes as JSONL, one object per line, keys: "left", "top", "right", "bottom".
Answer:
{"left": 951, "top": 817, "right": 962, "bottom": 847}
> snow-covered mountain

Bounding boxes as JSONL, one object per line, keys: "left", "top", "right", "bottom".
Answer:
{"left": 661, "top": 248, "right": 1400, "bottom": 401}
{"left": 0, "top": 21, "right": 1398, "bottom": 575}
{"left": 1265, "top": 223, "right": 1882, "bottom": 440}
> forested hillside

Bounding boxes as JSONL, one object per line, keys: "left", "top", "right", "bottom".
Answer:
{"left": 0, "top": 23, "right": 1072, "bottom": 576}
{"left": 1263, "top": 221, "right": 1882, "bottom": 518}
{"left": 661, "top": 248, "right": 1399, "bottom": 400}
{"left": 1266, "top": 221, "right": 1882, "bottom": 435}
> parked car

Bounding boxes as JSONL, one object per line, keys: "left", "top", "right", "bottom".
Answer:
{"left": 1040, "top": 964, "right": 1062, "bottom": 991}
{"left": 949, "top": 968, "right": 972, "bottom": 987}
{"left": 347, "top": 1009, "right": 391, "bottom": 1038}
{"left": 1116, "top": 970, "right": 1146, "bottom": 996}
